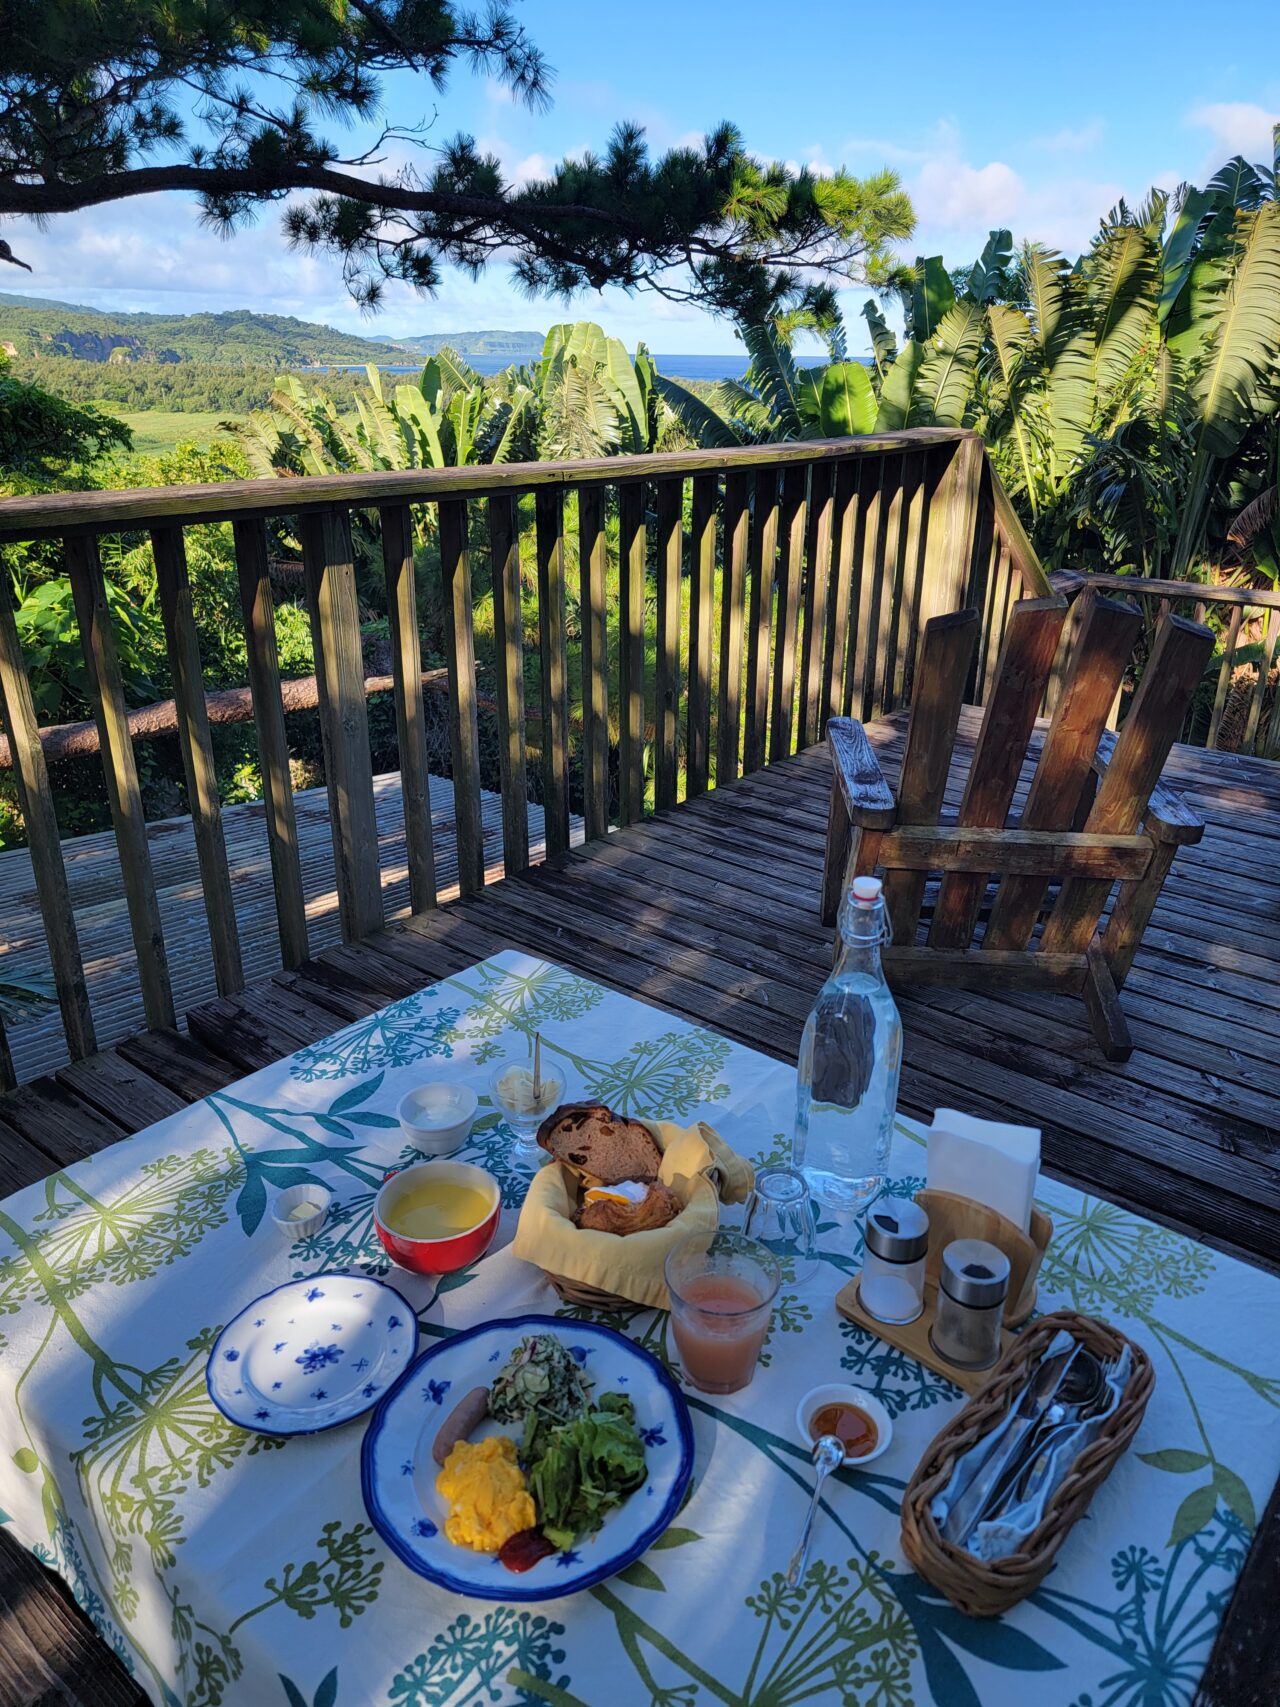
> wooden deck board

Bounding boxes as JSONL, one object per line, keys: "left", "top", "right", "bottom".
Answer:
{"left": 0, "top": 710, "right": 1277, "bottom": 1704}
{"left": 0, "top": 771, "right": 583, "bottom": 1084}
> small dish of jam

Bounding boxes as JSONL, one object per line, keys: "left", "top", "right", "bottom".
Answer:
{"left": 795, "top": 1383, "right": 893, "bottom": 1467}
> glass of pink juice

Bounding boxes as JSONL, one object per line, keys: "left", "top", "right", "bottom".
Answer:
{"left": 664, "top": 1230, "right": 781, "bottom": 1394}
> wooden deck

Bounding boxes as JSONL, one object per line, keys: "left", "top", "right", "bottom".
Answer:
{"left": 0, "top": 713, "right": 1276, "bottom": 1705}
{"left": 0, "top": 771, "right": 582, "bottom": 1083}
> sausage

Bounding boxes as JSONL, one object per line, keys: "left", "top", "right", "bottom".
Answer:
{"left": 432, "top": 1385, "right": 490, "bottom": 1465}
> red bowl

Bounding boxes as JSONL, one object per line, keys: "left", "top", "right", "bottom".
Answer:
{"left": 374, "top": 1160, "right": 501, "bottom": 1275}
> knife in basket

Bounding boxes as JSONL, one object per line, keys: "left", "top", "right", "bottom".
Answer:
{"left": 941, "top": 1343, "right": 1081, "bottom": 1546}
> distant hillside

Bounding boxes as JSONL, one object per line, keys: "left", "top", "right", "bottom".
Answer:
{"left": 0, "top": 295, "right": 404, "bottom": 366}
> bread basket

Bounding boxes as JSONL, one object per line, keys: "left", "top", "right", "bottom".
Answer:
{"left": 511, "top": 1113, "right": 754, "bottom": 1311}
{"left": 900, "top": 1310, "right": 1154, "bottom": 1616}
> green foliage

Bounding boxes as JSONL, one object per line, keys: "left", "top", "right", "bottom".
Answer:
{"left": 864, "top": 145, "right": 1280, "bottom": 579}
{"left": 0, "top": 362, "right": 131, "bottom": 477}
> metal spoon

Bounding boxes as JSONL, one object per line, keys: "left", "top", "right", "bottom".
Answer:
{"left": 787, "top": 1435, "right": 845, "bottom": 1587}
{"left": 533, "top": 1033, "right": 542, "bottom": 1104}
{"left": 983, "top": 1351, "right": 1109, "bottom": 1521}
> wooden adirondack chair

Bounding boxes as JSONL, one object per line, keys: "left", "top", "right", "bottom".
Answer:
{"left": 820, "top": 592, "right": 1215, "bottom": 1060}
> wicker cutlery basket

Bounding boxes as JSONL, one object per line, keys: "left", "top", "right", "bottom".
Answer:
{"left": 900, "top": 1310, "right": 1154, "bottom": 1617}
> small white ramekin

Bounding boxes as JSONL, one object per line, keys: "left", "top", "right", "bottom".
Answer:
{"left": 795, "top": 1382, "right": 894, "bottom": 1467}
{"left": 397, "top": 1082, "right": 479, "bottom": 1157}
{"left": 270, "top": 1183, "right": 332, "bottom": 1240}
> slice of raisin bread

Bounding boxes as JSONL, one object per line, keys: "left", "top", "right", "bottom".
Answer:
{"left": 535, "top": 1101, "right": 663, "bottom": 1184}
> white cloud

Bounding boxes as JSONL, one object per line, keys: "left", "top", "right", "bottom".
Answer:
{"left": 1028, "top": 120, "right": 1105, "bottom": 155}
{"left": 1187, "top": 101, "right": 1278, "bottom": 167}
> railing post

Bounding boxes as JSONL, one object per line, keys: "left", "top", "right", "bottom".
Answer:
{"left": 232, "top": 517, "right": 309, "bottom": 968}
{"left": 618, "top": 481, "right": 647, "bottom": 824}
{"left": 716, "top": 470, "right": 750, "bottom": 785}
{"left": 744, "top": 470, "right": 780, "bottom": 772}
{"left": 654, "top": 478, "right": 683, "bottom": 809}
{"left": 437, "top": 497, "right": 485, "bottom": 895}
{"left": 823, "top": 460, "right": 861, "bottom": 725}
{"left": 799, "top": 462, "right": 835, "bottom": 748}
{"left": 922, "top": 435, "right": 985, "bottom": 626}
{"left": 490, "top": 493, "right": 530, "bottom": 872}
{"left": 577, "top": 485, "right": 610, "bottom": 838}
{"left": 686, "top": 473, "right": 716, "bottom": 795}
{"left": 534, "top": 487, "right": 571, "bottom": 855}
{"left": 66, "top": 533, "right": 175, "bottom": 1030}
{"left": 769, "top": 466, "right": 808, "bottom": 760}
{"left": 300, "top": 507, "right": 384, "bottom": 939}
{"left": 0, "top": 581, "right": 96, "bottom": 1063}
{"left": 379, "top": 504, "right": 437, "bottom": 912}
{"left": 152, "top": 524, "right": 244, "bottom": 997}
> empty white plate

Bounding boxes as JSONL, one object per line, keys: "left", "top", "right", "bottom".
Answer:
{"left": 206, "top": 1274, "right": 415, "bottom": 1436}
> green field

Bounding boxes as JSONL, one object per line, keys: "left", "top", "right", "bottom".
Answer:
{"left": 114, "top": 410, "right": 244, "bottom": 455}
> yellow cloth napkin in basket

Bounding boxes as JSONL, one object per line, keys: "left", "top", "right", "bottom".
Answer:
{"left": 511, "top": 1119, "right": 755, "bottom": 1310}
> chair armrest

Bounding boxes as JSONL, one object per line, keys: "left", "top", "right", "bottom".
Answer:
{"left": 827, "top": 717, "right": 897, "bottom": 828}
{"left": 1092, "top": 730, "right": 1205, "bottom": 845}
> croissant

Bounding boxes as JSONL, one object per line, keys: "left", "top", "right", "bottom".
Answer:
{"left": 575, "top": 1181, "right": 682, "bottom": 1235}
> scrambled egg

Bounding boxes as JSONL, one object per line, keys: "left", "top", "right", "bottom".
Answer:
{"left": 435, "top": 1435, "right": 536, "bottom": 1552}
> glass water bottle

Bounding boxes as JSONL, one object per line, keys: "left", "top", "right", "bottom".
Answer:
{"left": 793, "top": 874, "right": 902, "bottom": 1209}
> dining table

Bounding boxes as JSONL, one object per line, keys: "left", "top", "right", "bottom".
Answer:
{"left": 0, "top": 948, "right": 1276, "bottom": 1707}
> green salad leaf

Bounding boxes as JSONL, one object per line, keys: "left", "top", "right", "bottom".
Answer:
{"left": 526, "top": 1392, "right": 648, "bottom": 1551}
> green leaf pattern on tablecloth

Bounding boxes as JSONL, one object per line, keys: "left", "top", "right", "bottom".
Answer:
{"left": 0, "top": 951, "right": 1276, "bottom": 1706}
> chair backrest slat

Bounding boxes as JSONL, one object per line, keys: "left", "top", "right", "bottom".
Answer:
{"left": 984, "top": 592, "right": 1142, "bottom": 952}
{"left": 927, "top": 596, "right": 1067, "bottom": 950}
{"left": 1040, "top": 612, "right": 1214, "bottom": 955}
{"left": 882, "top": 610, "right": 979, "bottom": 944}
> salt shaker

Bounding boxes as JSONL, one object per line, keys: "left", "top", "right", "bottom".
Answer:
{"left": 929, "top": 1238, "right": 1010, "bottom": 1371}
{"left": 859, "top": 1196, "right": 929, "bottom": 1324}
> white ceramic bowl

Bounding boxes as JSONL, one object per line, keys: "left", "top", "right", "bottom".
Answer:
{"left": 795, "top": 1382, "right": 894, "bottom": 1467}
{"left": 270, "top": 1182, "right": 332, "bottom": 1240}
{"left": 397, "top": 1083, "right": 479, "bottom": 1157}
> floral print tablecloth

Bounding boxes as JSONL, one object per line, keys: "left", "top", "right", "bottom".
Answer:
{"left": 0, "top": 949, "right": 1276, "bottom": 1707}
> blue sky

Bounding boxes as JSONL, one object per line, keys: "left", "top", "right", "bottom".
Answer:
{"left": 8, "top": 0, "right": 1279, "bottom": 354}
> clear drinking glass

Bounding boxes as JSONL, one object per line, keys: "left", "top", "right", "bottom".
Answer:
{"left": 664, "top": 1230, "right": 780, "bottom": 1395}
{"left": 741, "top": 1164, "right": 819, "bottom": 1287}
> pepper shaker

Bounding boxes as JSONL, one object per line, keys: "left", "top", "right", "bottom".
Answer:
{"left": 929, "top": 1238, "right": 1010, "bottom": 1371}
{"left": 859, "top": 1196, "right": 929, "bottom": 1324}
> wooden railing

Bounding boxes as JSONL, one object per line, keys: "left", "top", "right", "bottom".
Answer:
{"left": 0, "top": 429, "right": 1049, "bottom": 1085}
{"left": 1052, "top": 570, "right": 1280, "bottom": 756}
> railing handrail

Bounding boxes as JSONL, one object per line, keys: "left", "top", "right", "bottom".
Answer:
{"left": 0, "top": 428, "right": 972, "bottom": 543}
{"left": 1050, "top": 569, "right": 1280, "bottom": 612}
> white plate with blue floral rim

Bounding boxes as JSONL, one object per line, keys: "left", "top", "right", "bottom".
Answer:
{"left": 361, "top": 1313, "right": 694, "bottom": 1600}
{"left": 206, "top": 1275, "right": 416, "bottom": 1436}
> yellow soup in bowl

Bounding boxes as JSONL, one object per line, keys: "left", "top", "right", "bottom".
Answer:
{"left": 386, "top": 1181, "right": 492, "bottom": 1241}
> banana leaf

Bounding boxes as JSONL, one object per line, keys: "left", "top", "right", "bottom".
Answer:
{"left": 911, "top": 255, "right": 955, "bottom": 341}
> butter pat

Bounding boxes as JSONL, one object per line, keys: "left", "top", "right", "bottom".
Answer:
{"left": 926, "top": 1109, "right": 1039, "bottom": 1233}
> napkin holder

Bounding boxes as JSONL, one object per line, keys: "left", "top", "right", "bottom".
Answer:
{"left": 915, "top": 1189, "right": 1052, "bottom": 1328}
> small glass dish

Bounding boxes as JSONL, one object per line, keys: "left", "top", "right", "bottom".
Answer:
{"left": 270, "top": 1183, "right": 331, "bottom": 1240}
{"left": 488, "top": 1058, "right": 565, "bottom": 1149}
